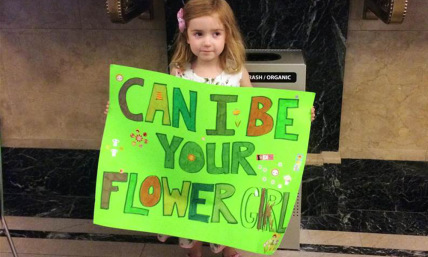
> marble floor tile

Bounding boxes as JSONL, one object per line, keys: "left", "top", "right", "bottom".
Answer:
{"left": 235, "top": 250, "right": 375, "bottom": 257}
{"left": 300, "top": 230, "right": 362, "bottom": 247}
{"left": 5, "top": 216, "right": 148, "bottom": 236}
{"left": 0, "top": 237, "right": 419, "bottom": 257}
{"left": 141, "top": 243, "right": 211, "bottom": 257}
{"left": 359, "top": 232, "right": 428, "bottom": 252}
{"left": 7, "top": 238, "right": 144, "bottom": 257}
{"left": 0, "top": 253, "right": 85, "bottom": 257}
{"left": 0, "top": 238, "right": 12, "bottom": 253}
{"left": 142, "top": 244, "right": 373, "bottom": 257}
{"left": 301, "top": 229, "right": 428, "bottom": 252}
{"left": 3, "top": 217, "right": 428, "bottom": 256}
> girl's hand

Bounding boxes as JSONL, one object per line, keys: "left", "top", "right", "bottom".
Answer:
{"left": 311, "top": 106, "right": 315, "bottom": 122}
{"left": 104, "top": 101, "right": 110, "bottom": 115}
{"left": 170, "top": 66, "right": 183, "bottom": 76}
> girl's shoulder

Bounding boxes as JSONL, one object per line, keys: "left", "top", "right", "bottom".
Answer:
{"left": 239, "top": 66, "right": 252, "bottom": 87}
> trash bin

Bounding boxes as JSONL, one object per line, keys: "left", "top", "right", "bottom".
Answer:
{"left": 246, "top": 49, "right": 306, "bottom": 91}
{"left": 245, "top": 49, "right": 305, "bottom": 250}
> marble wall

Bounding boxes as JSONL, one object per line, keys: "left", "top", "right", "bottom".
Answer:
{"left": 301, "top": 160, "right": 428, "bottom": 235}
{"left": 297, "top": 0, "right": 428, "bottom": 235}
{"left": 299, "top": 0, "right": 428, "bottom": 235}
{"left": 0, "top": 0, "right": 168, "bottom": 149}
{"left": 340, "top": 0, "right": 428, "bottom": 161}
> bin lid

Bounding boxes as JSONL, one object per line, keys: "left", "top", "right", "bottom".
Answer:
{"left": 246, "top": 49, "right": 304, "bottom": 64}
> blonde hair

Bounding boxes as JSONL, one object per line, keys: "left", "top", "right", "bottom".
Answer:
{"left": 171, "top": 0, "right": 245, "bottom": 74}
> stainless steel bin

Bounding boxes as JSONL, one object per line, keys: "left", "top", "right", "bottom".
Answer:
{"left": 245, "top": 49, "right": 305, "bottom": 250}
{"left": 246, "top": 49, "right": 306, "bottom": 91}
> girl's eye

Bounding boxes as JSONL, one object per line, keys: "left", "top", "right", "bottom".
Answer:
{"left": 194, "top": 32, "right": 203, "bottom": 37}
{"left": 214, "top": 32, "right": 221, "bottom": 37}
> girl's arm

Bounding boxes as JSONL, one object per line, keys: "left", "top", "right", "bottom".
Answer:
{"left": 240, "top": 67, "right": 252, "bottom": 87}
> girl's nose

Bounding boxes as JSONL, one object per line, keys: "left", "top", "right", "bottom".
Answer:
{"left": 203, "top": 36, "right": 212, "bottom": 46}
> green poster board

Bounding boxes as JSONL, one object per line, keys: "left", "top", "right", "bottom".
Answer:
{"left": 94, "top": 64, "right": 315, "bottom": 255}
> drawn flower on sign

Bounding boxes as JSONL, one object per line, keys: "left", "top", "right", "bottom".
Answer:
{"left": 233, "top": 109, "right": 241, "bottom": 127}
{"left": 130, "top": 129, "right": 149, "bottom": 148}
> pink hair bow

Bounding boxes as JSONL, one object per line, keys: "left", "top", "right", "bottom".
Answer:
{"left": 177, "top": 8, "right": 186, "bottom": 32}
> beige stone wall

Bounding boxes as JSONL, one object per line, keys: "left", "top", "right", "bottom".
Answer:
{"left": 340, "top": 0, "right": 428, "bottom": 161}
{"left": 0, "top": 0, "right": 168, "bottom": 149}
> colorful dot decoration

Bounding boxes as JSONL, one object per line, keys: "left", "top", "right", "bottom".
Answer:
{"left": 258, "top": 162, "right": 294, "bottom": 187}
{"left": 187, "top": 154, "right": 196, "bottom": 161}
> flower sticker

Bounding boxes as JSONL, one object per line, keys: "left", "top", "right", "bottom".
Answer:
{"left": 271, "top": 169, "right": 279, "bottom": 176}
{"left": 116, "top": 74, "right": 124, "bottom": 81}
{"left": 283, "top": 175, "right": 292, "bottom": 185}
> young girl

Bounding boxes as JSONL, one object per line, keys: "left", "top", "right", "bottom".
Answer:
{"left": 157, "top": 1, "right": 315, "bottom": 257}
{"left": 158, "top": 1, "right": 250, "bottom": 256}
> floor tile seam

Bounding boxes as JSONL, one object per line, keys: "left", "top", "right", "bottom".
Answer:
{"left": 139, "top": 243, "right": 147, "bottom": 257}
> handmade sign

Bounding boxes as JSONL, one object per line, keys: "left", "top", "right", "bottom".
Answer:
{"left": 94, "top": 64, "right": 315, "bottom": 255}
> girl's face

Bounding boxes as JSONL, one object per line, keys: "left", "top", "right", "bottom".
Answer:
{"left": 186, "top": 13, "right": 226, "bottom": 64}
